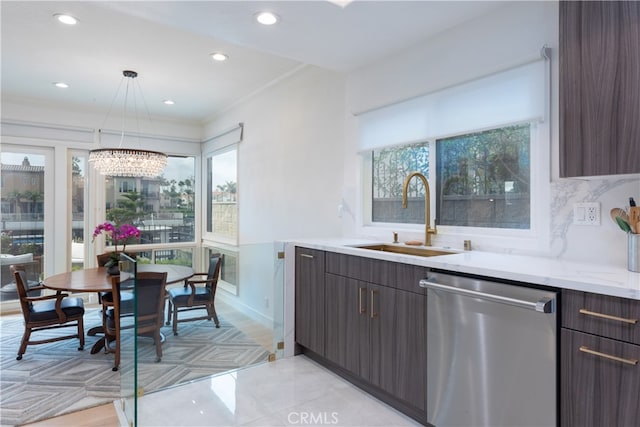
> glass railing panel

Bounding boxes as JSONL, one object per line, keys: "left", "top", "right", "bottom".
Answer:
{"left": 273, "top": 241, "right": 285, "bottom": 359}
{"left": 134, "top": 241, "right": 284, "bottom": 424}
{"left": 119, "top": 253, "right": 137, "bottom": 426}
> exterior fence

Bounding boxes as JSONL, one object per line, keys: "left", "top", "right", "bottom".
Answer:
{"left": 373, "top": 193, "right": 530, "bottom": 229}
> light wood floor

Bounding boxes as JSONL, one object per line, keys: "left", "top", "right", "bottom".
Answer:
{"left": 18, "top": 300, "right": 274, "bottom": 427}
{"left": 22, "top": 403, "right": 120, "bottom": 427}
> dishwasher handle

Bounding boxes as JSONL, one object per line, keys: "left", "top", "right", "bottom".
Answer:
{"left": 419, "top": 278, "right": 554, "bottom": 313}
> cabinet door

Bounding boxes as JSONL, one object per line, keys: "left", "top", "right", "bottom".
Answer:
{"left": 561, "top": 329, "right": 640, "bottom": 426}
{"left": 325, "top": 273, "right": 369, "bottom": 378}
{"left": 369, "top": 283, "right": 396, "bottom": 396}
{"left": 295, "top": 247, "right": 325, "bottom": 355}
{"left": 393, "top": 289, "right": 427, "bottom": 412}
{"left": 560, "top": 1, "right": 640, "bottom": 176}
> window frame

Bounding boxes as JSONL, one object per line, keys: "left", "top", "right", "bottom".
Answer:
{"left": 93, "top": 154, "right": 198, "bottom": 260}
{"left": 202, "top": 144, "right": 239, "bottom": 247}
{"left": 360, "top": 120, "right": 550, "bottom": 253}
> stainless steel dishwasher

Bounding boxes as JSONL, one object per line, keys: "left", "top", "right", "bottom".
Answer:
{"left": 420, "top": 272, "right": 557, "bottom": 427}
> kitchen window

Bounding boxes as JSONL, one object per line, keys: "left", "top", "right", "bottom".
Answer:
{"left": 360, "top": 54, "right": 548, "bottom": 238}
{"left": 436, "top": 123, "right": 530, "bottom": 229}
{"left": 371, "top": 122, "right": 531, "bottom": 230}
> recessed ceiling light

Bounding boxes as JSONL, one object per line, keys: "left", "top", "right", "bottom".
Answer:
{"left": 53, "top": 82, "right": 69, "bottom": 88}
{"left": 163, "top": 99, "right": 175, "bottom": 105}
{"left": 255, "top": 11, "right": 279, "bottom": 25}
{"left": 210, "top": 52, "right": 228, "bottom": 62}
{"left": 54, "top": 14, "right": 78, "bottom": 25}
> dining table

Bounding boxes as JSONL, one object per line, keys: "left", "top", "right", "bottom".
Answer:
{"left": 43, "top": 263, "right": 194, "bottom": 354}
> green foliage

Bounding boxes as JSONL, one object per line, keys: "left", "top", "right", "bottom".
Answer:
{"left": 438, "top": 124, "right": 530, "bottom": 196}
{"left": 373, "top": 143, "right": 429, "bottom": 198}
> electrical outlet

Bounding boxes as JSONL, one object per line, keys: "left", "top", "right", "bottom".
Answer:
{"left": 573, "top": 202, "right": 600, "bottom": 225}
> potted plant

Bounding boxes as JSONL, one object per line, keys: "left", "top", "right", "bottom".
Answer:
{"left": 93, "top": 222, "right": 140, "bottom": 274}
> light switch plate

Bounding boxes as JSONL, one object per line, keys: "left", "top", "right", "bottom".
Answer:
{"left": 573, "top": 202, "right": 600, "bottom": 225}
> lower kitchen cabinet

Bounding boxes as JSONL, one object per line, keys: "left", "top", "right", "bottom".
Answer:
{"left": 318, "top": 263, "right": 427, "bottom": 423}
{"left": 325, "top": 273, "right": 368, "bottom": 377}
{"left": 295, "top": 247, "right": 325, "bottom": 356}
{"left": 393, "top": 288, "right": 426, "bottom": 412}
{"left": 324, "top": 274, "right": 400, "bottom": 398}
{"left": 561, "top": 329, "right": 640, "bottom": 426}
{"left": 561, "top": 289, "right": 640, "bottom": 427}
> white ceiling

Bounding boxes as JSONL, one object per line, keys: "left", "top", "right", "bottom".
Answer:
{"left": 1, "top": 1, "right": 503, "bottom": 123}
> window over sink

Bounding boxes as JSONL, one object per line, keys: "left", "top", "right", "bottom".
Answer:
{"left": 371, "top": 122, "right": 531, "bottom": 229}
{"left": 359, "top": 55, "right": 548, "bottom": 238}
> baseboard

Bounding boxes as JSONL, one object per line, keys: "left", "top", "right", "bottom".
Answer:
{"left": 113, "top": 399, "right": 129, "bottom": 427}
{"left": 216, "top": 291, "right": 273, "bottom": 329}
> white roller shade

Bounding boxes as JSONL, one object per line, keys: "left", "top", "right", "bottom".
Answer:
{"left": 357, "top": 58, "right": 547, "bottom": 152}
{"left": 203, "top": 123, "right": 244, "bottom": 152}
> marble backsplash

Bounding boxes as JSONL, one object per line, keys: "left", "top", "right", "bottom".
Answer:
{"left": 551, "top": 176, "right": 639, "bottom": 267}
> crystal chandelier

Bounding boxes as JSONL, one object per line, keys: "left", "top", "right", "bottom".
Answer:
{"left": 89, "top": 70, "right": 167, "bottom": 177}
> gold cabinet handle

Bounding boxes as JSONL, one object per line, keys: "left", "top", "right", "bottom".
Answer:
{"left": 579, "top": 346, "right": 638, "bottom": 366}
{"left": 370, "top": 290, "right": 377, "bottom": 319}
{"left": 579, "top": 309, "right": 638, "bottom": 325}
{"left": 358, "top": 287, "right": 366, "bottom": 314}
{"left": 299, "top": 253, "right": 314, "bottom": 259}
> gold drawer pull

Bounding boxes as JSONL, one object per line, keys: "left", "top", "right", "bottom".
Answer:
{"left": 579, "top": 346, "right": 638, "bottom": 366}
{"left": 579, "top": 309, "right": 638, "bottom": 325}
{"left": 299, "top": 253, "right": 314, "bottom": 259}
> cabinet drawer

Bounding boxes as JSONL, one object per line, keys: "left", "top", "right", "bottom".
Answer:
{"left": 325, "top": 252, "right": 427, "bottom": 294}
{"left": 562, "top": 289, "right": 640, "bottom": 345}
{"left": 561, "top": 329, "right": 640, "bottom": 426}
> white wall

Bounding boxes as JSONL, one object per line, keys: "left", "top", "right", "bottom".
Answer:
{"left": 203, "top": 65, "right": 346, "bottom": 324}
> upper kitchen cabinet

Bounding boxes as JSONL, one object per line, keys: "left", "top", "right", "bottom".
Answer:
{"left": 560, "top": 1, "right": 640, "bottom": 177}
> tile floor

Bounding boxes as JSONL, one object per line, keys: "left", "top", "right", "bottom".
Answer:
{"left": 132, "top": 355, "right": 421, "bottom": 427}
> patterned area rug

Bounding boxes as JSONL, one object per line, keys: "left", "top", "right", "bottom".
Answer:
{"left": 0, "top": 308, "right": 270, "bottom": 426}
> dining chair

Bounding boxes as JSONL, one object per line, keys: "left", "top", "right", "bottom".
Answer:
{"left": 104, "top": 271, "right": 167, "bottom": 371}
{"left": 13, "top": 269, "right": 85, "bottom": 360}
{"left": 1, "top": 261, "right": 42, "bottom": 302}
{"left": 166, "top": 255, "right": 222, "bottom": 336}
{"left": 97, "top": 252, "right": 135, "bottom": 330}
{"left": 96, "top": 251, "right": 138, "bottom": 267}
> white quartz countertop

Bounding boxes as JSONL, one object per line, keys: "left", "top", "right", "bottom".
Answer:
{"left": 292, "top": 238, "right": 640, "bottom": 300}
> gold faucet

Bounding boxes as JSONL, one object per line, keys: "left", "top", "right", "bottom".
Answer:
{"left": 401, "top": 172, "right": 437, "bottom": 246}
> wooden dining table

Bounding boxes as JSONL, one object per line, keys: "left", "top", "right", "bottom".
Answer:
{"left": 43, "top": 264, "right": 194, "bottom": 353}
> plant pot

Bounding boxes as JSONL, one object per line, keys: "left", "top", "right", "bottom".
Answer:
{"left": 106, "top": 264, "right": 120, "bottom": 276}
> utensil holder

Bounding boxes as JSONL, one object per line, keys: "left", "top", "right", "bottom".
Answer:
{"left": 629, "top": 233, "right": 640, "bottom": 272}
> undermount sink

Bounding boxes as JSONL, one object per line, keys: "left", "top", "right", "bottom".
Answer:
{"left": 355, "top": 244, "right": 457, "bottom": 257}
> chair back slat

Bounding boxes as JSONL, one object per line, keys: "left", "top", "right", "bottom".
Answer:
{"left": 13, "top": 270, "right": 33, "bottom": 319}
{"left": 206, "top": 255, "right": 222, "bottom": 290}
{"left": 135, "top": 273, "right": 168, "bottom": 331}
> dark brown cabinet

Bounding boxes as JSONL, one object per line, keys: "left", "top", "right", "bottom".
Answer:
{"left": 320, "top": 252, "right": 427, "bottom": 423}
{"left": 325, "top": 275, "right": 397, "bottom": 396}
{"left": 561, "top": 290, "right": 640, "bottom": 426}
{"left": 560, "top": 0, "right": 640, "bottom": 177}
{"left": 325, "top": 273, "right": 368, "bottom": 377}
{"left": 294, "top": 247, "right": 325, "bottom": 356}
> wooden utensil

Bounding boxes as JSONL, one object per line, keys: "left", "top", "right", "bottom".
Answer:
{"left": 629, "top": 207, "right": 640, "bottom": 234}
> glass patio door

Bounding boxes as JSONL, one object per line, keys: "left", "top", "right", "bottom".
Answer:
{"left": 1, "top": 147, "right": 50, "bottom": 311}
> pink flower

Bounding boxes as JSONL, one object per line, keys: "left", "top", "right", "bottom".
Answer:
{"left": 92, "top": 222, "right": 140, "bottom": 253}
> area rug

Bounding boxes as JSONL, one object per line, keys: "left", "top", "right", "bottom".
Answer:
{"left": 0, "top": 308, "right": 270, "bottom": 426}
